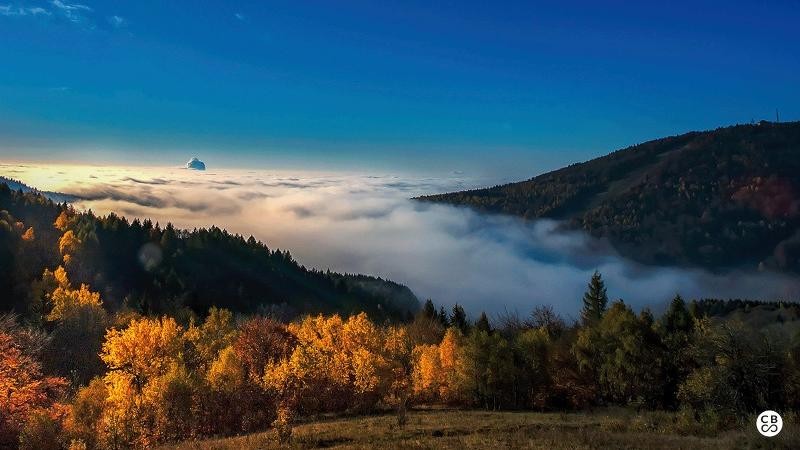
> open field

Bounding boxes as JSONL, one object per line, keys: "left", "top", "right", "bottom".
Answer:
{"left": 162, "top": 409, "right": 798, "bottom": 449}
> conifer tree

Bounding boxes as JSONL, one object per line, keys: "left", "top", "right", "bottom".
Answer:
{"left": 438, "top": 306, "right": 449, "bottom": 327}
{"left": 475, "top": 312, "right": 492, "bottom": 334}
{"left": 450, "top": 304, "right": 469, "bottom": 333}
{"left": 581, "top": 271, "right": 608, "bottom": 325}
{"left": 421, "top": 299, "right": 436, "bottom": 320}
{"left": 662, "top": 294, "right": 692, "bottom": 333}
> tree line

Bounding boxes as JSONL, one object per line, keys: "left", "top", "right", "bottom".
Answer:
{"left": 3, "top": 265, "right": 799, "bottom": 448}
{"left": 2, "top": 181, "right": 800, "bottom": 448}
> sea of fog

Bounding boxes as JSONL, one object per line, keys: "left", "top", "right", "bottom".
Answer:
{"left": 4, "top": 162, "right": 800, "bottom": 320}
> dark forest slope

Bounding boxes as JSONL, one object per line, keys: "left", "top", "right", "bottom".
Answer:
{"left": 419, "top": 122, "right": 800, "bottom": 272}
{"left": 0, "top": 182, "right": 418, "bottom": 320}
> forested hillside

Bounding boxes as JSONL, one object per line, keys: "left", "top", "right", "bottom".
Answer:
{"left": 419, "top": 122, "right": 800, "bottom": 271}
{"left": 0, "top": 182, "right": 418, "bottom": 321}
{"left": 1, "top": 265, "right": 798, "bottom": 448}
{"left": 2, "top": 179, "right": 800, "bottom": 448}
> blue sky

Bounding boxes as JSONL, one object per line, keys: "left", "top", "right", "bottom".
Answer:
{"left": 1, "top": 0, "right": 798, "bottom": 177}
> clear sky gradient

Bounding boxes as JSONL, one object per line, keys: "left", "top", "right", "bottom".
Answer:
{"left": 1, "top": 0, "right": 798, "bottom": 177}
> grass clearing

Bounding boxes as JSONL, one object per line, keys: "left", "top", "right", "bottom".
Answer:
{"left": 162, "top": 409, "right": 798, "bottom": 449}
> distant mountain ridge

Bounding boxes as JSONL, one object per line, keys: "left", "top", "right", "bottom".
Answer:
{"left": 418, "top": 121, "right": 800, "bottom": 272}
{"left": 0, "top": 176, "right": 79, "bottom": 204}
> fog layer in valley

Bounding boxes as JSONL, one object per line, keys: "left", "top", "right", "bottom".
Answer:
{"left": 4, "top": 163, "right": 800, "bottom": 318}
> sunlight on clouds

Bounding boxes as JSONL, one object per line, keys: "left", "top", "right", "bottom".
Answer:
{"left": 4, "top": 163, "right": 800, "bottom": 317}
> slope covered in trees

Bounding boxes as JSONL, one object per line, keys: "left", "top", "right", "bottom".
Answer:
{"left": 418, "top": 121, "right": 800, "bottom": 272}
{"left": 2, "top": 175, "right": 800, "bottom": 448}
{"left": 0, "top": 182, "right": 418, "bottom": 321}
{"left": 1, "top": 268, "right": 798, "bottom": 448}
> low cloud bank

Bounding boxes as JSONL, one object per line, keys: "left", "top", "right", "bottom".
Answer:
{"left": 8, "top": 164, "right": 800, "bottom": 318}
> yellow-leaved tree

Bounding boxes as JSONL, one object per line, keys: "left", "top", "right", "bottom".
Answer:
{"left": 53, "top": 210, "right": 73, "bottom": 232}
{"left": 342, "top": 312, "right": 389, "bottom": 407}
{"left": 411, "top": 344, "right": 441, "bottom": 401}
{"left": 185, "top": 307, "right": 237, "bottom": 371}
{"left": 99, "top": 316, "right": 186, "bottom": 447}
{"left": 411, "top": 327, "right": 468, "bottom": 404}
{"left": 383, "top": 325, "right": 414, "bottom": 426}
{"left": 44, "top": 266, "right": 103, "bottom": 322}
{"left": 262, "top": 313, "right": 391, "bottom": 443}
{"left": 58, "top": 230, "right": 81, "bottom": 259}
{"left": 206, "top": 346, "right": 244, "bottom": 393}
{"left": 438, "top": 327, "right": 468, "bottom": 403}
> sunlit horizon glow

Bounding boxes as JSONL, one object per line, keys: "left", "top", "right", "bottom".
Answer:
{"left": 1, "top": 1, "right": 798, "bottom": 176}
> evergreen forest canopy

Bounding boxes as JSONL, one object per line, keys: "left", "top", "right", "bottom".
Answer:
{"left": 418, "top": 121, "right": 800, "bottom": 272}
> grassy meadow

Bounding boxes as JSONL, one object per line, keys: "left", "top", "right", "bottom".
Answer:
{"left": 162, "top": 409, "right": 798, "bottom": 450}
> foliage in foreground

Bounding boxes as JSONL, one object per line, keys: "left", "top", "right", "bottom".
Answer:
{"left": 2, "top": 275, "right": 799, "bottom": 448}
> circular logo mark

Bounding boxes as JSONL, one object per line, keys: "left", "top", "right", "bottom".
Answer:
{"left": 757, "top": 410, "right": 782, "bottom": 437}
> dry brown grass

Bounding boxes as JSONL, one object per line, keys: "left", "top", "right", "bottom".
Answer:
{"left": 162, "top": 409, "right": 799, "bottom": 449}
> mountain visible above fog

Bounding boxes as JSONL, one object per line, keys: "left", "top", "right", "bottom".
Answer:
{"left": 0, "top": 176, "right": 77, "bottom": 204}
{"left": 418, "top": 121, "right": 800, "bottom": 273}
{"left": 186, "top": 157, "right": 206, "bottom": 170}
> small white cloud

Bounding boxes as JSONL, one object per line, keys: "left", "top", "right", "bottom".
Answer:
{"left": 51, "top": 0, "right": 90, "bottom": 12}
{"left": 234, "top": 12, "right": 245, "bottom": 21}
{"left": 108, "top": 15, "right": 125, "bottom": 28}
{"left": 51, "top": 0, "right": 91, "bottom": 22}
{"left": 0, "top": 4, "right": 52, "bottom": 17}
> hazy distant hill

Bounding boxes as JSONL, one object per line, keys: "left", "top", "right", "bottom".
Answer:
{"left": 0, "top": 176, "right": 79, "bottom": 204}
{"left": 418, "top": 122, "right": 800, "bottom": 272}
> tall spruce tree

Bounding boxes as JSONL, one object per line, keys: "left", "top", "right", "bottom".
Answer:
{"left": 438, "top": 306, "right": 450, "bottom": 327}
{"left": 662, "top": 294, "right": 692, "bottom": 334}
{"left": 421, "top": 299, "right": 437, "bottom": 320}
{"left": 475, "top": 311, "right": 492, "bottom": 334}
{"left": 450, "top": 303, "right": 469, "bottom": 333}
{"left": 581, "top": 271, "right": 608, "bottom": 324}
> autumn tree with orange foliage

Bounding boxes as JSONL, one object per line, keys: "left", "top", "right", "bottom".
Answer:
{"left": 382, "top": 325, "right": 414, "bottom": 426}
{"left": 185, "top": 307, "right": 237, "bottom": 372}
{"left": 234, "top": 316, "right": 297, "bottom": 383}
{"left": 53, "top": 211, "right": 73, "bottom": 233}
{"left": 262, "top": 313, "right": 403, "bottom": 441}
{"left": 411, "top": 327, "right": 470, "bottom": 405}
{"left": 99, "top": 316, "right": 186, "bottom": 447}
{"left": 58, "top": 231, "right": 81, "bottom": 260}
{"left": 25, "top": 266, "right": 109, "bottom": 390}
{"left": 42, "top": 266, "right": 102, "bottom": 322}
{"left": 0, "top": 325, "right": 67, "bottom": 448}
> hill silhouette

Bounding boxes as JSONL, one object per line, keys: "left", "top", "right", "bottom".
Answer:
{"left": 418, "top": 122, "right": 800, "bottom": 272}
